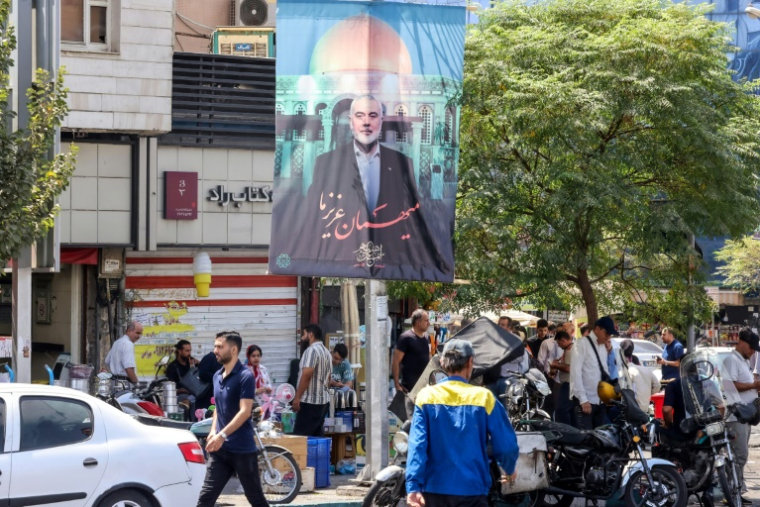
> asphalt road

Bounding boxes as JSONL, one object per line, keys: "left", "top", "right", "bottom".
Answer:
{"left": 214, "top": 433, "right": 760, "bottom": 507}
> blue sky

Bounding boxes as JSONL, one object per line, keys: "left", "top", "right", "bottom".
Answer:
{"left": 276, "top": 0, "right": 465, "bottom": 80}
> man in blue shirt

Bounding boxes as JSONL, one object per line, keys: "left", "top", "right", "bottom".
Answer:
{"left": 196, "top": 332, "right": 269, "bottom": 507}
{"left": 656, "top": 327, "right": 684, "bottom": 381}
{"left": 406, "top": 339, "right": 519, "bottom": 507}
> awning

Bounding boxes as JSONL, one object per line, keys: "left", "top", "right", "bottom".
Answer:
{"left": 61, "top": 248, "right": 99, "bottom": 265}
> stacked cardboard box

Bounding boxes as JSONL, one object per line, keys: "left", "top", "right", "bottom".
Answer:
{"left": 260, "top": 435, "right": 308, "bottom": 471}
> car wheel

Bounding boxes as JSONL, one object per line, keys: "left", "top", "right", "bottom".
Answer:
{"left": 98, "top": 489, "right": 152, "bottom": 507}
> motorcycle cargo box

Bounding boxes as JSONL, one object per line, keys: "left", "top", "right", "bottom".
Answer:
{"left": 501, "top": 432, "right": 549, "bottom": 495}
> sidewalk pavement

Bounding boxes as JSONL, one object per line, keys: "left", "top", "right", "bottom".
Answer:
{"left": 216, "top": 439, "right": 760, "bottom": 507}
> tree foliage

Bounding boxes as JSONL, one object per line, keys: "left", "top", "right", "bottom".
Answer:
{"left": 0, "top": 0, "right": 76, "bottom": 266}
{"left": 391, "top": 0, "right": 760, "bottom": 327}
{"left": 715, "top": 236, "right": 760, "bottom": 290}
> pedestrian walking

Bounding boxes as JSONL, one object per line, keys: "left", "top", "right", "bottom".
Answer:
{"left": 656, "top": 327, "right": 684, "bottom": 381}
{"left": 549, "top": 331, "right": 575, "bottom": 425}
{"left": 569, "top": 316, "right": 617, "bottom": 430}
{"left": 196, "top": 331, "right": 269, "bottom": 507}
{"left": 393, "top": 309, "right": 432, "bottom": 420}
{"left": 293, "top": 324, "right": 332, "bottom": 437}
{"left": 723, "top": 327, "right": 760, "bottom": 504}
{"left": 406, "top": 339, "right": 519, "bottom": 507}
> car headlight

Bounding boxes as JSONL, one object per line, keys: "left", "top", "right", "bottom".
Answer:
{"left": 393, "top": 431, "right": 409, "bottom": 455}
{"left": 706, "top": 422, "right": 724, "bottom": 437}
{"left": 258, "top": 421, "right": 275, "bottom": 433}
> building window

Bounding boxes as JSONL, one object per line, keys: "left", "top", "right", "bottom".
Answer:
{"left": 445, "top": 107, "right": 455, "bottom": 145}
{"left": 315, "top": 104, "right": 327, "bottom": 140}
{"left": 275, "top": 104, "right": 285, "bottom": 141}
{"left": 395, "top": 105, "right": 408, "bottom": 143}
{"left": 62, "top": 0, "right": 112, "bottom": 51}
{"left": 419, "top": 105, "right": 433, "bottom": 145}
{"left": 293, "top": 104, "right": 306, "bottom": 140}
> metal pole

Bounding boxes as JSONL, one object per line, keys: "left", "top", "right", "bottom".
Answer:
{"left": 687, "top": 233, "right": 695, "bottom": 352}
{"left": 364, "top": 279, "right": 389, "bottom": 479}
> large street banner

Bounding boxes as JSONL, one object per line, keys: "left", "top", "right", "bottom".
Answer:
{"left": 269, "top": 0, "right": 464, "bottom": 282}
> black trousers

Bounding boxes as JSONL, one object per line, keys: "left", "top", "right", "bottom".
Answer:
{"left": 293, "top": 402, "right": 329, "bottom": 437}
{"left": 575, "top": 401, "right": 606, "bottom": 430}
{"left": 196, "top": 448, "right": 269, "bottom": 507}
{"left": 424, "top": 492, "right": 488, "bottom": 507}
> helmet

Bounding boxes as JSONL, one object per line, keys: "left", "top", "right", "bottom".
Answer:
{"left": 597, "top": 381, "right": 620, "bottom": 404}
{"left": 590, "top": 424, "right": 622, "bottom": 451}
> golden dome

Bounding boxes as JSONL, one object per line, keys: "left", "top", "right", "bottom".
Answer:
{"left": 310, "top": 14, "right": 413, "bottom": 75}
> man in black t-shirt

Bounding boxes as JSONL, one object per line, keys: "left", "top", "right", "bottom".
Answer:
{"left": 166, "top": 339, "right": 199, "bottom": 416}
{"left": 393, "top": 309, "right": 432, "bottom": 420}
{"left": 660, "top": 377, "right": 689, "bottom": 441}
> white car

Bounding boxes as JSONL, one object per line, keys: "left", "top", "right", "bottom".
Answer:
{"left": 0, "top": 384, "right": 205, "bottom": 506}
{"left": 611, "top": 338, "right": 664, "bottom": 380}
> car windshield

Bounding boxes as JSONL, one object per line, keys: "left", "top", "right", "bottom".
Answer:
{"left": 632, "top": 341, "right": 662, "bottom": 354}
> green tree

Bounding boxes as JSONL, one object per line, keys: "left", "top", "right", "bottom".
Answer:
{"left": 0, "top": 0, "right": 76, "bottom": 266}
{"left": 715, "top": 236, "right": 760, "bottom": 290}
{"left": 424, "top": 0, "right": 760, "bottom": 325}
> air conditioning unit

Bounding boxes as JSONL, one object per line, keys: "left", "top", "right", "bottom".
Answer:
{"left": 213, "top": 28, "right": 275, "bottom": 58}
{"left": 235, "top": 0, "right": 276, "bottom": 28}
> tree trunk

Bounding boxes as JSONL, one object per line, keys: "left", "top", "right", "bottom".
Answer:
{"left": 577, "top": 269, "right": 599, "bottom": 325}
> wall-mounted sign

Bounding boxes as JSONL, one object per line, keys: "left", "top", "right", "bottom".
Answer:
{"left": 235, "top": 43, "right": 253, "bottom": 51}
{"left": 208, "top": 185, "right": 273, "bottom": 207}
{"left": 165, "top": 171, "right": 198, "bottom": 220}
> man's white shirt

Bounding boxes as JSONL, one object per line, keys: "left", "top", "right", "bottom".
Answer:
{"left": 105, "top": 335, "right": 136, "bottom": 376}
{"left": 569, "top": 331, "right": 609, "bottom": 405}
{"left": 538, "top": 337, "right": 563, "bottom": 382}
{"left": 628, "top": 364, "right": 661, "bottom": 413}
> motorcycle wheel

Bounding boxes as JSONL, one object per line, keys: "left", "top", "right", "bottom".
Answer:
{"left": 258, "top": 445, "right": 302, "bottom": 504}
{"left": 362, "top": 478, "right": 406, "bottom": 507}
{"left": 624, "top": 465, "right": 687, "bottom": 507}
{"left": 717, "top": 465, "right": 742, "bottom": 507}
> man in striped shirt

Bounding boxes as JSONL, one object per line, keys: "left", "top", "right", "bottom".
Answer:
{"left": 293, "top": 324, "right": 332, "bottom": 437}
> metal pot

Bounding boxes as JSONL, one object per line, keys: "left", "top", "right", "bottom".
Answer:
{"left": 334, "top": 391, "right": 345, "bottom": 411}
{"left": 69, "top": 378, "right": 90, "bottom": 393}
{"left": 345, "top": 390, "right": 358, "bottom": 409}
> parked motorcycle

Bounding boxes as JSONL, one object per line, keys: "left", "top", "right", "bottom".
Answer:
{"left": 190, "top": 407, "right": 302, "bottom": 504}
{"left": 652, "top": 349, "right": 747, "bottom": 507}
{"left": 532, "top": 388, "right": 687, "bottom": 507}
{"left": 500, "top": 368, "right": 552, "bottom": 430}
{"left": 95, "top": 373, "right": 166, "bottom": 416}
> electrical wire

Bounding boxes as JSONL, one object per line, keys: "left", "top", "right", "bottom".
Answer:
{"left": 177, "top": 12, "right": 216, "bottom": 31}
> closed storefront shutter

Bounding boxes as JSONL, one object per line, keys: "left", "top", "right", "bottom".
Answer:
{"left": 125, "top": 251, "right": 298, "bottom": 385}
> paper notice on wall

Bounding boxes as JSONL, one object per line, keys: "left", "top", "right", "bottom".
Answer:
{"left": 0, "top": 337, "right": 11, "bottom": 358}
{"left": 376, "top": 296, "right": 388, "bottom": 321}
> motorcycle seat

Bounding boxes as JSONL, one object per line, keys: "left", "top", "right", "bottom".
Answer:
{"left": 529, "top": 420, "right": 589, "bottom": 446}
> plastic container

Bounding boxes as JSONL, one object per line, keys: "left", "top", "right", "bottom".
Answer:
{"left": 307, "top": 437, "right": 331, "bottom": 488}
{"left": 69, "top": 364, "right": 94, "bottom": 379}
{"left": 651, "top": 392, "right": 665, "bottom": 419}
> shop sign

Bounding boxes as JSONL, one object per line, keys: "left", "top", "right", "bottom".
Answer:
{"left": 207, "top": 185, "right": 274, "bottom": 207}
{"left": 165, "top": 171, "right": 198, "bottom": 220}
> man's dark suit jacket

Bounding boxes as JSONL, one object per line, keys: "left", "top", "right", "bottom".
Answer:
{"left": 284, "top": 143, "right": 452, "bottom": 281}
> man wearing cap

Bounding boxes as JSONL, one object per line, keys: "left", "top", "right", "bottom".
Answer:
{"left": 723, "top": 327, "right": 760, "bottom": 504}
{"left": 569, "top": 316, "right": 617, "bottom": 430}
{"left": 406, "top": 339, "right": 519, "bottom": 507}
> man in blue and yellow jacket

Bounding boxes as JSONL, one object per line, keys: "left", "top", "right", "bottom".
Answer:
{"left": 406, "top": 339, "right": 519, "bottom": 507}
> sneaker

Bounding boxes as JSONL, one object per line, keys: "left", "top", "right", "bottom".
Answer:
{"left": 741, "top": 497, "right": 752, "bottom": 506}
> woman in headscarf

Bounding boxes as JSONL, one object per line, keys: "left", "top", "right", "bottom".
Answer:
{"left": 246, "top": 344, "right": 273, "bottom": 407}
